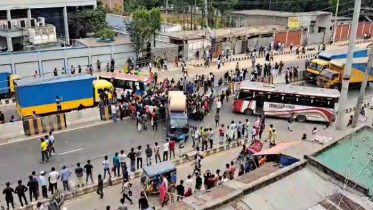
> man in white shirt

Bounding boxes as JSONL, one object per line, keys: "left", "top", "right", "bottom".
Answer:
{"left": 216, "top": 99, "right": 222, "bottom": 113}
{"left": 163, "top": 140, "right": 170, "bottom": 161}
{"left": 119, "top": 150, "right": 127, "bottom": 171}
{"left": 194, "top": 129, "right": 200, "bottom": 147}
{"left": 48, "top": 167, "right": 60, "bottom": 194}
{"left": 230, "top": 121, "right": 237, "bottom": 140}
{"left": 245, "top": 119, "right": 251, "bottom": 139}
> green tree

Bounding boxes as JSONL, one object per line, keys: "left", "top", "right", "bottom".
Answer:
{"left": 69, "top": 5, "right": 107, "bottom": 38}
{"left": 125, "top": 10, "right": 152, "bottom": 58}
{"left": 149, "top": 8, "right": 162, "bottom": 46}
{"left": 124, "top": 0, "right": 160, "bottom": 13}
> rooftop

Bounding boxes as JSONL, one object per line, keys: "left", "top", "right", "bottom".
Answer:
{"left": 231, "top": 9, "right": 331, "bottom": 17}
{"left": 0, "top": 0, "right": 96, "bottom": 10}
{"left": 74, "top": 35, "right": 131, "bottom": 47}
{"left": 219, "top": 166, "right": 373, "bottom": 210}
{"left": 15, "top": 74, "right": 94, "bottom": 87}
{"left": 161, "top": 26, "right": 285, "bottom": 40}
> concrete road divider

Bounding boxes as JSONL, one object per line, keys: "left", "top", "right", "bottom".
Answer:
{"left": 0, "top": 98, "right": 16, "bottom": 106}
{"left": 0, "top": 121, "right": 25, "bottom": 144}
{"left": 297, "top": 53, "right": 317, "bottom": 59}
{"left": 65, "top": 107, "right": 102, "bottom": 127}
{"left": 23, "top": 114, "right": 66, "bottom": 136}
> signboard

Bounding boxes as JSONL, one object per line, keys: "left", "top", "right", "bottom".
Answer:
{"left": 288, "top": 17, "right": 300, "bottom": 29}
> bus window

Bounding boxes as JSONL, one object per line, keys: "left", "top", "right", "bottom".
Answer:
{"left": 114, "top": 79, "right": 126, "bottom": 89}
{"left": 139, "top": 82, "right": 145, "bottom": 91}
{"left": 285, "top": 95, "right": 295, "bottom": 104}
{"left": 238, "top": 90, "right": 253, "bottom": 100}
{"left": 134, "top": 81, "right": 140, "bottom": 91}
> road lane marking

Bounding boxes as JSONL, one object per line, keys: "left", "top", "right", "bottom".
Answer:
{"left": 58, "top": 147, "right": 86, "bottom": 156}
{"left": 0, "top": 121, "right": 112, "bottom": 147}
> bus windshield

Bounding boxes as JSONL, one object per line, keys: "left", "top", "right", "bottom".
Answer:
{"left": 107, "top": 78, "right": 145, "bottom": 91}
{"left": 309, "top": 62, "right": 326, "bottom": 71}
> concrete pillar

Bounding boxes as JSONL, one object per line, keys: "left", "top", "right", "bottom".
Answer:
{"left": 63, "top": 49, "right": 68, "bottom": 74}
{"left": 9, "top": 54, "right": 15, "bottom": 74}
{"left": 6, "top": 37, "right": 13, "bottom": 52}
{"left": 110, "top": 45, "right": 114, "bottom": 59}
{"left": 88, "top": 47, "right": 92, "bottom": 66}
{"left": 285, "top": 30, "right": 289, "bottom": 46}
{"left": 37, "top": 51, "right": 43, "bottom": 76}
{"left": 27, "top": 9, "right": 32, "bottom": 26}
{"left": 63, "top": 7, "right": 70, "bottom": 45}
{"left": 7, "top": 10, "right": 11, "bottom": 21}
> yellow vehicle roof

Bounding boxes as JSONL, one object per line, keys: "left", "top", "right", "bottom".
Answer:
{"left": 311, "top": 59, "right": 329, "bottom": 66}
{"left": 93, "top": 79, "right": 113, "bottom": 89}
{"left": 9, "top": 74, "right": 21, "bottom": 80}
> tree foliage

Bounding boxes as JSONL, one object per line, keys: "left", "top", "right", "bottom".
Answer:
{"left": 69, "top": 6, "right": 107, "bottom": 38}
{"left": 125, "top": 9, "right": 161, "bottom": 56}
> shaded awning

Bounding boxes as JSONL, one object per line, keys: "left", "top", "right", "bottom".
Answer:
{"left": 253, "top": 141, "right": 301, "bottom": 156}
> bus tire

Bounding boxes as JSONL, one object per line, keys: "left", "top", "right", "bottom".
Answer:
{"left": 244, "top": 109, "right": 253, "bottom": 116}
{"left": 296, "top": 115, "right": 306, "bottom": 122}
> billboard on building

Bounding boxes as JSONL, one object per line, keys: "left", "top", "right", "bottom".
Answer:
{"left": 288, "top": 17, "right": 300, "bottom": 29}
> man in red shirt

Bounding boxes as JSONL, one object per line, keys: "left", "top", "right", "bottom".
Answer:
{"left": 229, "top": 161, "right": 236, "bottom": 180}
{"left": 219, "top": 124, "right": 225, "bottom": 145}
{"left": 169, "top": 140, "right": 176, "bottom": 159}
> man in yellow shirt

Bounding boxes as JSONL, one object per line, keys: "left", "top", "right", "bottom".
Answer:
{"left": 40, "top": 138, "right": 49, "bottom": 163}
{"left": 265, "top": 124, "right": 274, "bottom": 142}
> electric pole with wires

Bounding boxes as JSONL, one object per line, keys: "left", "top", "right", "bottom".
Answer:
{"left": 336, "top": 0, "right": 362, "bottom": 130}
{"left": 352, "top": 40, "right": 373, "bottom": 127}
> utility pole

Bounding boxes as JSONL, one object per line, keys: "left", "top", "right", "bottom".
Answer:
{"left": 336, "top": 0, "right": 362, "bottom": 130}
{"left": 332, "top": 0, "right": 340, "bottom": 43}
{"left": 204, "top": 0, "right": 208, "bottom": 28}
{"left": 352, "top": 42, "right": 373, "bottom": 127}
{"left": 164, "top": 0, "right": 168, "bottom": 32}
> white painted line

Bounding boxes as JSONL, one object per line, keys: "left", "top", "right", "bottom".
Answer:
{"left": 0, "top": 121, "right": 111, "bottom": 147}
{"left": 58, "top": 147, "right": 86, "bottom": 156}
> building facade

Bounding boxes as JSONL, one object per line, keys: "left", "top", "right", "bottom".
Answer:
{"left": 0, "top": 0, "right": 97, "bottom": 52}
{"left": 231, "top": 10, "right": 333, "bottom": 45}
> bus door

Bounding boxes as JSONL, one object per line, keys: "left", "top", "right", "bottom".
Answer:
{"left": 255, "top": 94, "right": 265, "bottom": 114}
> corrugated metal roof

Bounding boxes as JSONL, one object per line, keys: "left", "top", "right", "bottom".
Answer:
{"left": 231, "top": 10, "right": 331, "bottom": 17}
{"left": 15, "top": 74, "right": 95, "bottom": 87}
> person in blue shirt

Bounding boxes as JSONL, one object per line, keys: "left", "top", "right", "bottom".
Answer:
{"left": 113, "top": 152, "right": 121, "bottom": 177}
{"left": 61, "top": 166, "right": 71, "bottom": 191}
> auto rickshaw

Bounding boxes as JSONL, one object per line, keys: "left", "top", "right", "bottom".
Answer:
{"left": 140, "top": 161, "right": 177, "bottom": 194}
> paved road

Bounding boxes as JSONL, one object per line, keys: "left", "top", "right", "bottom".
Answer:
{"left": 62, "top": 147, "right": 242, "bottom": 210}
{"left": 0, "top": 90, "right": 338, "bottom": 187}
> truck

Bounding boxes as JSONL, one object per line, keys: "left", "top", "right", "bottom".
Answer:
{"left": 305, "top": 47, "right": 368, "bottom": 83}
{"left": 166, "top": 91, "right": 189, "bottom": 141}
{"left": 15, "top": 74, "right": 114, "bottom": 117}
{"left": 0, "top": 72, "right": 20, "bottom": 99}
{"left": 317, "top": 57, "right": 373, "bottom": 90}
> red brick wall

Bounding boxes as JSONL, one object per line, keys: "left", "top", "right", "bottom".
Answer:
{"left": 274, "top": 30, "right": 302, "bottom": 47}
{"left": 335, "top": 22, "right": 372, "bottom": 42}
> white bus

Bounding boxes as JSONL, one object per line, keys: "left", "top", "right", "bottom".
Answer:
{"left": 232, "top": 81, "right": 340, "bottom": 122}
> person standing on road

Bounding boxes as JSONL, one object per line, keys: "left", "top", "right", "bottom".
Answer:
{"left": 154, "top": 142, "right": 162, "bottom": 163}
{"left": 48, "top": 131, "right": 55, "bottom": 155}
{"left": 40, "top": 138, "right": 49, "bottom": 163}
{"left": 39, "top": 171, "right": 48, "bottom": 198}
{"left": 201, "top": 128, "right": 209, "bottom": 151}
{"left": 288, "top": 113, "right": 294, "bottom": 132}
{"left": 27, "top": 175, "right": 38, "bottom": 202}
{"left": 136, "top": 146, "right": 143, "bottom": 170}
{"left": 113, "top": 153, "right": 121, "bottom": 177}
{"left": 48, "top": 167, "right": 60, "bottom": 194}
{"left": 120, "top": 150, "right": 127, "bottom": 172}
{"left": 15, "top": 180, "right": 28, "bottom": 207}
{"left": 163, "top": 140, "right": 170, "bottom": 161}
{"left": 209, "top": 128, "right": 214, "bottom": 149}
{"left": 103, "top": 155, "right": 111, "bottom": 179}
{"left": 178, "top": 136, "right": 185, "bottom": 157}
{"left": 61, "top": 166, "right": 71, "bottom": 191}
{"left": 84, "top": 160, "right": 94, "bottom": 185}
{"left": 145, "top": 144, "right": 153, "bottom": 166}
{"left": 75, "top": 163, "right": 84, "bottom": 188}
{"left": 219, "top": 125, "right": 225, "bottom": 145}
{"left": 97, "top": 174, "right": 104, "bottom": 199}
{"left": 169, "top": 139, "right": 176, "bottom": 159}
{"left": 2, "top": 182, "right": 15, "bottom": 210}
{"left": 128, "top": 148, "right": 137, "bottom": 172}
